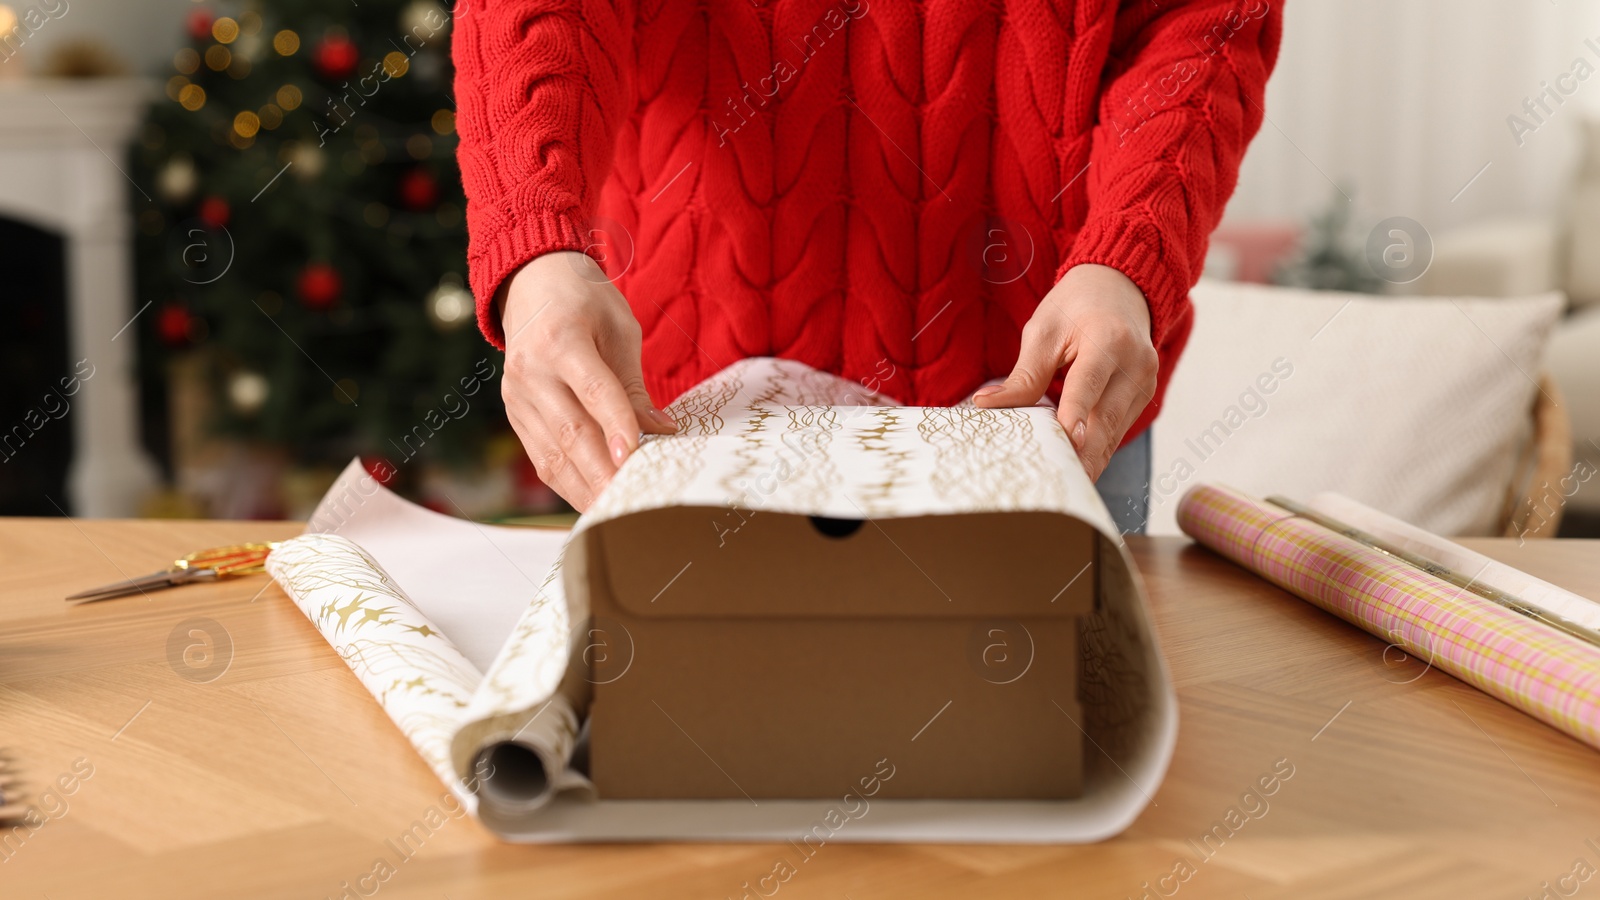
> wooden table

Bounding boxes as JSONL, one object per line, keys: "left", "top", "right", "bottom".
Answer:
{"left": 2, "top": 520, "right": 1599, "bottom": 900}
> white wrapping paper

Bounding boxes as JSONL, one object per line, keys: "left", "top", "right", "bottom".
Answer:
{"left": 267, "top": 358, "right": 1176, "bottom": 841}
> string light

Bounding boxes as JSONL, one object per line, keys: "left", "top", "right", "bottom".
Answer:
{"left": 426, "top": 277, "right": 474, "bottom": 331}
{"left": 166, "top": 75, "right": 190, "bottom": 101}
{"left": 276, "top": 84, "right": 302, "bottom": 111}
{"left": 174, "top": 48, "right": 199, "bottom": 75}
{"left": 179, "top": 84, "right": 206, "bottom": 111}
{"left": 259, "top": 103, "right": 283, "bottom": 130}
{"left": 229, "top": 372, "right": 270, "bottom": 414}
{"left": 234, "top": 110, "right": 260, "bottom": 139}
{"left": 273, "top": 29, "right": 299, "bottom": 56}
{"left": 430, "top": 109, "right": 455, "bottom": 135}
{"left": 205, "top": 45, "right": 231, "bottom": 71}
{"left": 382, "top": 51, "right": 409, "bottom": 78}
{"left": 212, "top": 16, "right": 239, "bottom": 44}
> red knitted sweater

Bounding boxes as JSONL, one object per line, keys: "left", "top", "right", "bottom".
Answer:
{"left": 454, "top": 0, "right": 1280, "bottom": 441}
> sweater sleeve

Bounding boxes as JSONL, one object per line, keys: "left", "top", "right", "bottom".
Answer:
{"left": 452, "top": 0, "right": 635, "bottom": 348}
{"left": 1060, "top": 0, "right": 1282, "bottom": 352}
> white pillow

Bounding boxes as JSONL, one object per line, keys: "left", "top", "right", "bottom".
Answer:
{"left": 1146, "top": 281, "right": 1564, "bottom": 537}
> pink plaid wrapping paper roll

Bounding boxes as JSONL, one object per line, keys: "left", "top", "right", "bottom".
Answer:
{"left": 1177, "top": 484, "right": 1600, "bottom": 750}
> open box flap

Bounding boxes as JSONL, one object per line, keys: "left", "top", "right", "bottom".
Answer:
{"left": 595, "top": 507, "right": 1099, "bottom": 619}
{"left": 448, "top": 358, "right": 1177, "bottom": 841}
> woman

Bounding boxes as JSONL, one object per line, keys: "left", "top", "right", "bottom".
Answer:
{"left": 452, "top": 0, "right": 1281, "bottom": 530}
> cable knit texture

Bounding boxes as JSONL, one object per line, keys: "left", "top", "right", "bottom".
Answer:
{"left": 454, "top": 0, "right": 1281, "bottom": 443}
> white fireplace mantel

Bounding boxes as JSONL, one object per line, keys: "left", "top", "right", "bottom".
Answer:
{"left": 0, "top": 78, "right": 160, "bottom": 516}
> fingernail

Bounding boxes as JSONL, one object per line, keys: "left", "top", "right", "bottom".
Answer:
{"left": 1071, "top": 420, "right": 1087, "bottom": 447}
{"left": 650, "top": 408, "right": 678, "bottom": 430}
{"left": 610, "top": 435, "right": 628, "bottom": 466}
{"left": 972, "top": 385, "right": 1001, "bottom": 402}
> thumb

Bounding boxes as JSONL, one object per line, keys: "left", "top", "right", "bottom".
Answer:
{"left": 973, "top": 318, "right": 1069, "bottom": 408}
{"left": 611, "top": 348, "right": 677, "bottom": 435}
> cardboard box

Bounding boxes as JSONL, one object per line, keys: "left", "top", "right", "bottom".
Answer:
{"left": 586, "top": 505, "right": 1098, "bottom": 800}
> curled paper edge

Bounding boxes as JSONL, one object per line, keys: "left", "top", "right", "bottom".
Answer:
{"left": 268, "top": 532, "right": 596, "bottom": 812}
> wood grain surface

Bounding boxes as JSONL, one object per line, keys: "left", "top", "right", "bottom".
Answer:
{"left": 2, "top": 518, "right": 1598, "bottom": 900}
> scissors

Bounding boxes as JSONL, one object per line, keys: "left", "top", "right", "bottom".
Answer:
{"left": 66, "top": 542, "right": 278, "bottom": 603}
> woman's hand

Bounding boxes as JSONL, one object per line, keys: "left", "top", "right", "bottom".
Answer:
{"left": 973, "top": 264, "right": 1158, "bottom": 481}
{"left": 500, "top": 251, "right": 678, "bottom": 511}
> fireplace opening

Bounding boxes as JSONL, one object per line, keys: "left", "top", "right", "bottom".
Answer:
{"left": 0, "top": 215, "right": 71, "bottom": 515}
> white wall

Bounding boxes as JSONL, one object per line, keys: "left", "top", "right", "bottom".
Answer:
{"left": 1226, "top": 0, "right": 1600, "bottom": 233}
{"left": 8, "top": 0, "right": 193, "bottom": 77}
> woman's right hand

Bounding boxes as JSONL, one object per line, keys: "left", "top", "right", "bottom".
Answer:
{"left": 500, "top": 250, "right": 678, "bottom": 511}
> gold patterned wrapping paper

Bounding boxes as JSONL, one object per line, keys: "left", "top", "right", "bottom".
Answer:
{"left": 448, "top": 549, "right": 596, "bottom": 823}
{"left": 268, "top": 535, "right": 482, "bottom": 801}
{"left": 269, "top": 357, "right": 1177, "bottom": 841}
{"left": 268, "top": 489, "right": 595, "bottom": 817}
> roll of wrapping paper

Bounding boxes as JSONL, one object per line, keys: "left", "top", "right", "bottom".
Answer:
{"left": 1177, "top": 484, "right": 1600, "bottom": 750}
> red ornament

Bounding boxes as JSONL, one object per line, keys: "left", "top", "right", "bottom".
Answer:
{"left": 186, "top": 8, "right": 214, "bottom": 42}
{"left": 313, "top": 35, "right": 360, "bottom": 81}
{"left": 362, "top": 457, "right": 397, "bottom": 485}
{"left": 156, "top": 303, "right": 193, "bottom": 347}
{"left": 296, "top": 263, "right": 343, "bottom": 310}
{"left": 399, "top": 167, "right": 439, "bottom": 211}
{"left": 198, "top": 195, "right": 230, "bottom": 229}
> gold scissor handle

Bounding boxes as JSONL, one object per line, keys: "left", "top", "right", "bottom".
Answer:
{"left": 174, "top": 542, "right": 279, "bottom": 578}
{"left": 67, "top": 541, "right": 281, "bottom": 602}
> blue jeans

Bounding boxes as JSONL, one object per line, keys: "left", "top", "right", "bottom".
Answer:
{"left": 1094, "top": 429, "right": 1151, "bottom": 536}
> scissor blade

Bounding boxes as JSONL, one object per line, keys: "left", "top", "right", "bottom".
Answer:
{"left": 65, "top": 568, "right": 206, "bottom": 603}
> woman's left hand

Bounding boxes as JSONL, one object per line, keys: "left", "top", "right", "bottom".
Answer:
{"left": 973, "top": 263, "right": 1158, "bottom": 481}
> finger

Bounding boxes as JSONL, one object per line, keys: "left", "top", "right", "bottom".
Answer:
{"left": 1056, "top": 343, "right": 1118, "bottom": 453}
{"left": 507, "top": 405, "right": 595, "bottom": 511}
{"left": 1079, "top": 373, "right": 1148, "bottom": 481}
{"left": 606, "top": 342, "right": 678, "bottom": 437}
{"left": 973, "top": 314, "right": 1072, "bottom": 409}
{"left": 528, "top": 379, "right": 617, "bottom": 499}
{"left": 557, "top": 341, "right": 655, "bottom": 467}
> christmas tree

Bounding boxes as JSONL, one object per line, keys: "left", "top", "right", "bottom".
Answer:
{"left": 130, "top": 0, "right": 506, "bottom": 483}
